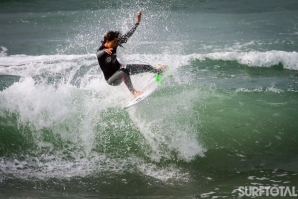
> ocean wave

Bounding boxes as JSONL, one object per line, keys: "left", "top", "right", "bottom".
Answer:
{"left": 1, "top": 50, "right": 297, "bottom": 78}
{"left": 194, "top": 50, "right": 298, "bottom": 70}
{"left": 0, "top": 54, "right": 91, "bottom": 66}
{"left": 0, "top": 54, "right": 93, "bottom": 76}
{"left": 127, "top": 50, "right": 298, "bottom": 71}
{"left": 0, "top": 74, "right": 205, "bottom": 181}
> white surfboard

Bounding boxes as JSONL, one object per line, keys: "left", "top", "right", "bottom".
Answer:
{"left": 124, "top": 74, "right": 162, "bottom": 109}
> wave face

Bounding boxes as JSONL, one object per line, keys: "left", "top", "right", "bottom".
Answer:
{"left": 1, "top": 0, "right": 298, "bottom": 198}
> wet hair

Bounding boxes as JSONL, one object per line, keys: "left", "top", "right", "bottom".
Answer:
{"left": 101, "top": 30, "right": 123, "bottom": 47}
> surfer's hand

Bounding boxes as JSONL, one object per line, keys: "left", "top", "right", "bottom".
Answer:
{"left": 105, "top": 48, "right": 113, "bottom": 55}
{"left": 136, "top": 11, "right": 142, "bottom": 23}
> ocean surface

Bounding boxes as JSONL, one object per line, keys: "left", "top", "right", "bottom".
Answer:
{"left": 1, "top": 0, "right": 298, "bottom": 198}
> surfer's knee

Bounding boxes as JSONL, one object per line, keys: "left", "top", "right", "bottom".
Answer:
{"left": 107, "top": 70, "right": 127, "bottom": 86}
{"left": 107, "top": 78, "right": 122, "bottom": 86}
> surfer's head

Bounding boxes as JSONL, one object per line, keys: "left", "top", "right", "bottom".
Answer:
{"left": 102, "top": 30, "right": 123, "bottom": 48}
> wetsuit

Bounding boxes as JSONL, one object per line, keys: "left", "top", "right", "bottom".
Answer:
{"left": 96, "top": 23, "right": 158, "bottom": 93}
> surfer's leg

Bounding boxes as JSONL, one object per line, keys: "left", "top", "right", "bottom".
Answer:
{"left": 120, "top": 70, "right": 136, "bottom": 93}
{"left": 120, "top": 69, "right": 143, "bottom": 97}
{"left": 107, "top": 69, "right": 141, "bottom": 96}
{"left": 125, "top": 64, "right": 159, "bottom": 75}
{"left": 106, "top": 70, "right": 124, "bottom": 86}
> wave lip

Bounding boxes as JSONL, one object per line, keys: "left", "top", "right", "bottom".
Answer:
{"left": 1, "top": 50, "right": 297, "bottom": 78}
{"left": 199, "top": 50, "right": 298, "bottom": 70}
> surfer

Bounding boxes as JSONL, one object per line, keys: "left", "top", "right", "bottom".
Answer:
{"left": 96, "top": 11, "right": 167, "bottom": 98}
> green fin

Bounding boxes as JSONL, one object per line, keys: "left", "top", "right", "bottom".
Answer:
{"left": 155, "top": 73, "right": 163, "bottom": 84}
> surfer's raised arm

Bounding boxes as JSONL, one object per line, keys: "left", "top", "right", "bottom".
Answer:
{"left": 136, "top": 11, "right": 142, "bottom": 23}
{"left": 118, "top": 11, "right": 142, "bottom": 44}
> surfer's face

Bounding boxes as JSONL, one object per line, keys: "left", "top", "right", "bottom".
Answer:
{"left": 106, "top": 38, "right": 118, "bottom": 48}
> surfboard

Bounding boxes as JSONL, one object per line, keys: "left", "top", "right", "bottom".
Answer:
{"left": 124, "top": 73, "right": 163, "bottom": 109}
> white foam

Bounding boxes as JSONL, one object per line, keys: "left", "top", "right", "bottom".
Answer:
{"left": 236, "top": 86, "right": 286, "bottom": 93}
{"left": 0, "top": 153, "right": 189, "bottom": 182}
{"left": 202, "top": 50, "right": 298, "bottom": 70}
{"left": 125, "top": 50, "right": 298, "bottom": 71}
{"left": 0, "top": 54, "right": 91, "bottom": 66}
{"left": 0, "top": 46, "right": 8, "bottom": 57}
{"left": 0, "top": 54, "right": 94, "bottom": 76}
{"left": 265, "top": 85, "right": 284, "bottom": 93}
{"left": 236, "top": 87, "right": 263, "bottom": 93}
{"left": 1, "top": 50, "right": 297, "bottom": 79}
{"left": 0, "top": 53, "right": 192, "bottom": 181}
{"left": 128, "top": 86, "right": 206, "bottom": 162}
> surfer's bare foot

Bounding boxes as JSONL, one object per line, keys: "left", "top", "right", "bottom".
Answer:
{"left": 133, "top": 90, "right": 143, "bottom": 98}
{"left": 156, "top": 65, "right": 168, "bottom": 73}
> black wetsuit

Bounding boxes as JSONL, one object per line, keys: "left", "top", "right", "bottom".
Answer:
{"left": 96, "top": 23, "right": 158, "bottom": 93}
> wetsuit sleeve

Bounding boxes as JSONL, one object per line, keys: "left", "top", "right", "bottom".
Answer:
{"left": 96, "top": 49, "right": 106, "bottom": 59}
{"left": 118, "top": 23, "right": 139, "bottom": 44}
